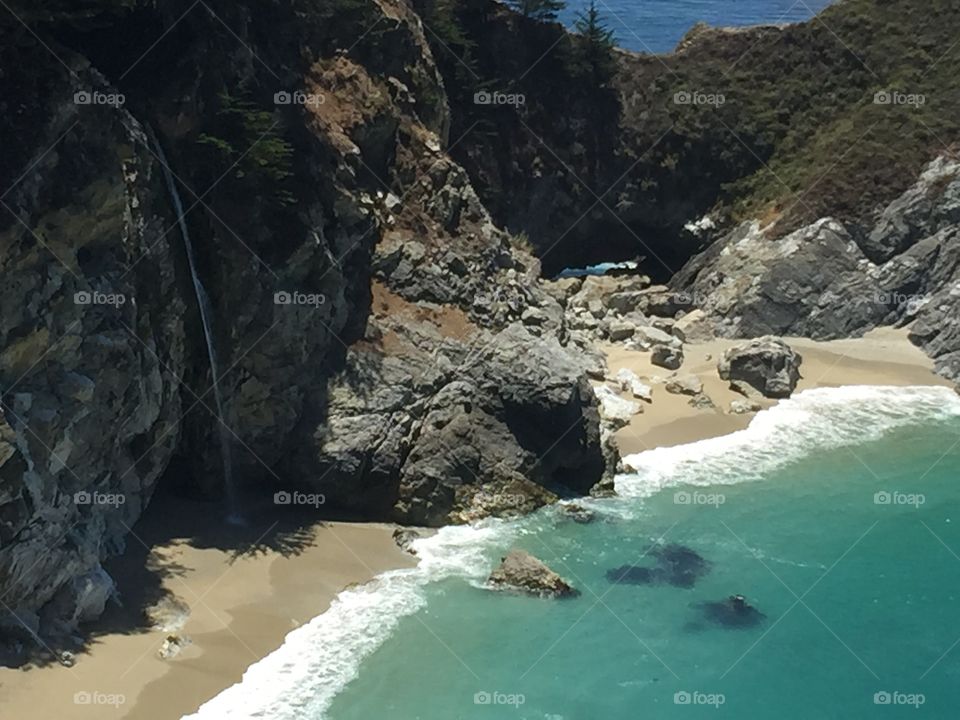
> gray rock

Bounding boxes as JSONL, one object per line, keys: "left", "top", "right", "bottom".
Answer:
{"left": 611, "top": 368, "right": 653, "bottom": 401}
{"left": 607, "top": 320, "right": 637, "bottom": 341}
{"left": 861, "top": 157, "right": 960, "bottom": 263}
{"left": 672, "top": 309, "right": 715, "bottom": 343}
{"left": 665, "top": 375, "right": 703, "bottom": 396}
{"left": 488, "top": 550, "right": 578, "bottom": 598}
{"left": 651, "top": 345, "right": 684, "bottom": 370}
{"left": 729, "top": 399, "right": 763, "bottom": 415}
{"left": 718, "top": 337, "right": 802, "bottom": 398}
{"left": 633, "top": 325, "right": 681, "bottom": 351}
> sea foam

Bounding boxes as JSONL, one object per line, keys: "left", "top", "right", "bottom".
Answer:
{"left": 180, "top": 521, "right": 514, "bottom": 720}
{"left": 616, "top": 385, "right": 960, "bottom": 498}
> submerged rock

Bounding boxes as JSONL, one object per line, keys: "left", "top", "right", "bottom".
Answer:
{"left": 488, "top": 550, "right": 579, "bottom": 598}
{"left": 717, "top": 337, "right": 802, "bottom": 399}
{"left": 558, "top": 503, "right": 596, "bottom": 524}
{"left": 694, "top": 595, "right": 766, "bottom": 629}
{"left": 606, "top": 543, "right": 711, "bottom": 588}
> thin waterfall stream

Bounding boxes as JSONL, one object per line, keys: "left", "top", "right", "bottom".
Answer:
{"left": 149, "top": 130, "right": 242, "bottom": 524}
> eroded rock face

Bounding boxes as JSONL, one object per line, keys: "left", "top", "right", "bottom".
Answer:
{"left": 718, "top": 338, "right": 802, "bottom": 399}
{"left": 488, "top": 549, "right": 578, "bottom": 598}
{"left": 0, "top": 44, "right": 185, "bottom": 639}
{"left": 673, "top": 156, "right": 960, "bottom": 383}
{"left": 0, "top": 2, "right": 613, "bottom": 639}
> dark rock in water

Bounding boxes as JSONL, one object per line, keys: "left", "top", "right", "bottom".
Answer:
{"left": 695, "top": 595, "right": 766, "bottom": 629}
{"left": 606, "top": 565, "right": 657, "bottom": 585}
{"left": 392, "top": 528, "right": 425, "bottom": 555}
{"left": 650, "top": 544, "right": 712, "bottom": 588}
{"left": 559, "top": 503, "right": 596, "bottom": 524}
{"left": 606, "top": 543, "right": 711, "bottom": 588}
{"left": 488, "top": 550, "right": 580, "bottom": 598}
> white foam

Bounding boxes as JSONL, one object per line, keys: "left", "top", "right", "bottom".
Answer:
{"left": 181, "top": 521, "right": 514, "bottom": 720}
{"left": 616, "top": 385, "right": 960, "bottom": 498}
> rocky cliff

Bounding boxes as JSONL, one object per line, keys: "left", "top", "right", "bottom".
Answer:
{"left": 0, "top": 0, "right": 611, "bottom": 651}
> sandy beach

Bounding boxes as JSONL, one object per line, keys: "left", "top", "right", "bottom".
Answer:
{"left": 603, "top": 327, "right": 954, "bottom": 456}
{"left": 0, "top": 494, "right": 415, "bottom": 720}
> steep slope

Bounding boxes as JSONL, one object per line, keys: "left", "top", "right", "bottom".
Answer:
{"left": 0, "top": 0, "right": 610, "bottom": 651}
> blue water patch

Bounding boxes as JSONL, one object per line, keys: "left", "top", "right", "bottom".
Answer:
{"left": 560, "top": 0, "right": 836, "bottom": 54}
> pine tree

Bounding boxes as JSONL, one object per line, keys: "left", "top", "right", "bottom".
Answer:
{"left": 573, "top": 0, "right": 616, "bottom": 85}
{"left": 508, "top": 0, "right": 566, "bottom": 23}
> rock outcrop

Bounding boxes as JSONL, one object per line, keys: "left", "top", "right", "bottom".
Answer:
{"left": 717, "top": 338, "right": 802, "bottom": 399}
{"left": 488, "top": 549, "right": 578, "bottom": 598}
{"left": 674, "top": 155, "right": 960, "bottom": 383}
{"left": 0, "top": 0, "right": 612, "bottom": 643}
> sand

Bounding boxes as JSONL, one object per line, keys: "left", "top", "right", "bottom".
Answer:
{"left": 3, "top": 329, "right": 952, "bottom": 720}
{"left": 0, "top": 494, "right": 415, "bottom": 720}
{"left": 603, "top": 327, "right": 953, "bottom": 456}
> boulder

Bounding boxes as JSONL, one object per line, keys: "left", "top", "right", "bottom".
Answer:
{"left": 665, "top": 374, "right": 703, "bottom": 396}
{"left": 608, "top": 320, "right": 637, "bottom": 341}
{"left": 633, "top": 325, "right": 681, "bottom": 350}
{"left": 611, "top": 368, "right": 653, "bottom": 402}
{"left": 651, "top": 345, "right": 684, "bottom": 370}
{"left": 672, "top": 310, "right": 715, "bottom": 343}
{"left": 718, "top": 338, "right": 802, "bottom": 399}
{"left": 594, "top": 385, "right": 642, "bottom": 428}
{"left": 729, "top": 398, "right": 763, "bottom": 415}
{"left": 488, "top": 550, "right": 578, "bottom": 598}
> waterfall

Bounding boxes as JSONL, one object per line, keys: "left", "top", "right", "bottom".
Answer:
{"left": 149, "top": 130, "right": 241, "bottom": 524}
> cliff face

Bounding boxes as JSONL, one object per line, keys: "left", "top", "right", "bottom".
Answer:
{"left": 0, "top": 0, "right": 611, "bottom": 649}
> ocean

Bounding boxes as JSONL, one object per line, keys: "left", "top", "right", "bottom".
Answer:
{"left": 184, "top": 385, "right": 960, "bottom": 719}
{"left": 560, "top": 0, "right": 835, "bottom": 53}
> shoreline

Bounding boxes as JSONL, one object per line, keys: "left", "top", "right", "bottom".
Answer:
{"left": 3, "top": 330, "right": 951, "bottom": 720}
{"left": 601, "top": 327, "right": 952, "bottom": 455}
{"left": 0, "top": 496, "right": 415, "bottom": 720}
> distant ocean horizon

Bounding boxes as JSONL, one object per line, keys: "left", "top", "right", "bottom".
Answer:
{"left": 560, "top": 0, "right": 835, "bottom": 53}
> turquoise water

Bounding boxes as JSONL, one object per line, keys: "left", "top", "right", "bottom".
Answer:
{"left": 183, "top": 386, "right": 960, "bottom": 720}
{"left": 561, "top": 0, "right": 835, "bottom": 53}
{"left": 323, "top": 388, "right": 960, "bottom": 720}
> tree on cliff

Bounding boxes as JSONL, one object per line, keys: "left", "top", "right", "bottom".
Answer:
{"left": 508, "top": 0, "right": 566, "bottom": 22}
{"left": 573, "top": 0, "right": 616, "bottom": 86}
